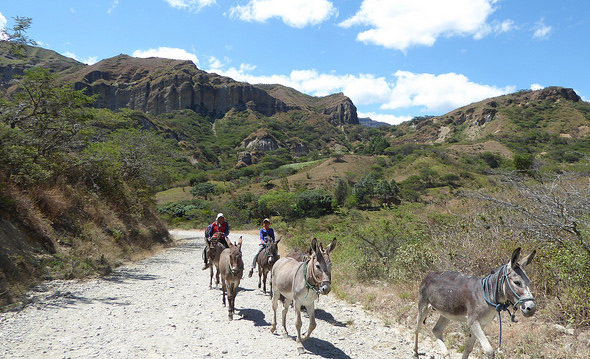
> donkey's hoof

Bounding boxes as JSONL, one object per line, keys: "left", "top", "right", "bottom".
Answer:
{"left": 228, "top": 313, "right": 233, "bottom": 321}
{"left": 297, "top": 346, "right": 306, "bottom": 355}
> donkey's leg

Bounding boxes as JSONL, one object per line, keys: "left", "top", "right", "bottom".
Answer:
{"left": 414, "top": 298, "right": 430, "bottom": 357}
{"left": 262, "top": 269, "right": 268, "bottom": 294}
{"left": 469, "top": 320, "right": 494, "bottom": 358}
{"left": 258, "top": 264, "right": 262, "bottom": 289}
{"left": 462, "top": 333, "right": 477, "bottom": 359}
{"left": 228, "top": 282, "right": 235, "bottom": 320}
{"left": 432, "top": 316, "right": 451, "bottom": 359}
{"left": 209, "top": 266, "right": 214, "bottom": 289}
{"left": 302, "top": 302, "right": 316, "bottom": 341}
{"left": 222, "top": 278, "right": 228, "bottom": 307}
{"left": 270, "top": 289, "right": 279, "bottom": 333}
{"left": 281, "top": 297, "right": 292, "bottom": 338}
{"left": 215, "top": 266, "right": 220, "bottom": 286}
{"left": 294, "top": 303, "right": 306, "bottom": 354}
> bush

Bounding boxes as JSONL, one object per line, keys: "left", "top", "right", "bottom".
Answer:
{"left": 296, "top": 190, "right": 333, "bottom": 218}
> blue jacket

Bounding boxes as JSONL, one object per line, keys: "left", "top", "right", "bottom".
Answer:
{"left": 260, "top": 228, "right": 275, "bottom": 244}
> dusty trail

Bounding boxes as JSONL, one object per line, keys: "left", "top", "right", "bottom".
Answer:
{"left": 0, "top": 230, "right": 442, "bottom": 358}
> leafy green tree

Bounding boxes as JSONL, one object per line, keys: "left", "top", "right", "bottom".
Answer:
{"left": 333, "top": 178, "right": 348, "bottom": 208}
{"left": 1, "top": 16, "right": 36, "bottom": 57}
{"left": 296, "top": 190, "right": 333, "bottom": 217}
{"left": 191, "top": 182, "right": 216, "bottom": 200}
{"left": 2, "top": 67, "right": 93, "bottom": 157}
{"left": 513, "top": 153, "right": 533, "bottom": 172}
{"left": 352, "top": 173, "right": 379, "bottom": 207}
{"left": 376, "top": 179, "right": 401, "bottom": 207}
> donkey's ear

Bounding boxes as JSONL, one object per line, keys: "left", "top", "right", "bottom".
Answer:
{"left": 519, "top": 249, "right": 536, "bottom": 267}
{"left": 275, "top": 238, "right": 281, "bottom": 245}
{"left": 326, "top": 238, "right": 337, "bottom": 254}
{"left": 237, "top": 236, "right": 243, "bottom": 250}
{"left": 510, "top": 247, "right": 522, "bottom": 269}
{"left": 311, "top": 237, "right": 319, "bottom": 253}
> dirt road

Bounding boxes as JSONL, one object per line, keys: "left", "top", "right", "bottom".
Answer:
{"left": 0, "top": 230, "right": 442, "bottom": 358}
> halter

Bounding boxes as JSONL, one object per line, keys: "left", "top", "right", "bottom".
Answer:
{"left": 302, "top": 258, "right": 322, "bottom": 298}
{"left": 228, "top": 261, "right": 243, "bottom": 276}
{"left": 480, "top": 264, "right": 535, "bottom": 348}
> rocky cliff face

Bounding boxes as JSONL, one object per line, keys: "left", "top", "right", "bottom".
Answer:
{"left": 64, "top": 55, "right": 290, "bottom": 119}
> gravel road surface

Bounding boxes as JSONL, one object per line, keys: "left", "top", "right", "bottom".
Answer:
{"left": 0, "top": 230, "right": 443, "bottom": 358}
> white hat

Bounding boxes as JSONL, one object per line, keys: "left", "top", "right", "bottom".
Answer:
{"left": 263, "top": 218, "right": 270, "bottom": 223}
{"left": 216, "top": 213, "right": 224, "bottom": 220}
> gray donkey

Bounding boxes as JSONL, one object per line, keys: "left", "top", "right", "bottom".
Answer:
{"left": 414, "top": 248, "right": 536, "bottom": 359}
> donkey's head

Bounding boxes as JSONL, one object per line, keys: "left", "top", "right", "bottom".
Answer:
{"left": 310, "top": 237, "right": 337, "bottom": 295}
{"left": 266, "top": 238, "right": 280, "bottom": 265}
{"left": 505, "top": 247, "right": 537, "bottom": 317}
{"left": 227, "top": 236, "right": 244, "bottom": 276}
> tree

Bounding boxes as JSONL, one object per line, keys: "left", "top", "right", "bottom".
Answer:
{"left": 333, "top": 178, "right": 348, "bottom": 208}
{"left": 2, "top": 67, "right": 93, "bottom": 157}
{"left": 1, "top": 16, "right": 36, "bottom": 58}
{"left": 352, "top": 173, "right": 379, "bottom": 208}
{"left": 468, "top": 172, "right": 590, "bottom": 256}
{"left": 376, "top": 179, "right": 401, "bottom": 207}
{"left": 191, "top": 182, "right": 216, "bottom": 200}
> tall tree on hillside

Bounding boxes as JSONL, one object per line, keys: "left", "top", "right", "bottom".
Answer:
{"left": 1, "top": 16, "right": 36, "bottom": 57}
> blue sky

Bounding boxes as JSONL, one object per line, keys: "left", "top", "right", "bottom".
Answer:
{"left": 1, "top": 0, "right": 589, "bottom": 124}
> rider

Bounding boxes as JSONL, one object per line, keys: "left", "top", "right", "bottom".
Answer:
{"left": 248, "top": 218, "right": 275, "bottom": 278}
{"left": 202, "top": 213, "right": 230, "bottom": 270}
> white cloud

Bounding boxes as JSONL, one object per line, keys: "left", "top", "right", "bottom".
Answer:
{"left": 339, "top": 0, "right": 505, "bottom": 51}
{"left": 164, "top": 0, "right": 216, "bottom": 12}
{"left": 533, "top": 18, "right": 552, "bottom": 40}
{"left": 132, "top": 47, "right": 199, "bottom": 66}
{"left": 358, "top": 112, "right": 412, "bottom": 125}
{"left": 107, "top": 0, "right": 119, "bottom": 15}
{"left": 384, "top": 70, "right": 514, "bottom": 113}
{"left": 0, "top": 12, "right": 7, "bottom": 40}
{"left": 530, "top": 83, "right": 544, "bottom": 91}
{"left": 229, "top": 0, "right": 337, "bottom": 28}
{"left": 63, "top": 51, "right": 98, "bottom": 65}
{"left": 206, "top": 60, "right": 514, "bottom": 119}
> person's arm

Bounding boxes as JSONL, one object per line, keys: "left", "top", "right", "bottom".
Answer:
{"left": 270, "top": 228, "right": 275, "bottom": 241}
{"left": 260, "top": 228, "right": 265, "bottom": 243}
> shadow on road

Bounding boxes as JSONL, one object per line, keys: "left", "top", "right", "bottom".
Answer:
{"left": 103, "top": 268, "right": 159, "bottom": 284}
{"left": 41, "top": 291, "right": 131, "bottom": 309}
{"left": 237, "top": 308, "right": 269, "bottom": 327}
{"left": 315, "top": 308, "right": 348, "bottom": 327}
{"left": 303, "top": 337, "right": 351, "bottom": 359}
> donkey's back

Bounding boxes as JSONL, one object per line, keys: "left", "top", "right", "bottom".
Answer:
{"left": 419, "top": 271, "right": 482, "bottom": 320}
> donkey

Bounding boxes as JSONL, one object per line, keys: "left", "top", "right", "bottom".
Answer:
{"left": 414, "top": 247, "right": 536, "bottom": 359}
{"left": 219, "top": 236, "right": 244, "bottom": 320}
{"left": 270, "top": 237, "right": 336, "bottom": 354}
{"left": 255, "top": 238, "right": 280, "bottom": 294}
{"left": 206, "top": 239, "right": 226, "bottom": 289}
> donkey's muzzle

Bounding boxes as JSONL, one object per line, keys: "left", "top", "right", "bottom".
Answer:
{"left": 319, "top": 282, "right": 331, "bottom": 295}
{"left": 521, "top": 300, "right": 536, "bottom": 317}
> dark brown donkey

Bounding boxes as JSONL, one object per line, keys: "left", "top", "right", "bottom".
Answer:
{"left": 255, "top": 238, "right": 280, "bottom": 294}
{"left": 219, "top": 236, "right": 243, "bottom": 320}
{"left": 271, "top": 238, "right": 336, "bottom": 354}
{"left": 206, "top": 239, "right": 226, "bottom": 289}
{"left": 414, "top": 248, "right": 536, "bottom": 359}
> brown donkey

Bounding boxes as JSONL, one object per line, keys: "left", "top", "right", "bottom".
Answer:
{"left": 414, "top": 248, "right": 536, "bottom": 359}
{"left": 271, "top": 238, "right": 336, "bottom": 354}
{"left": 255, "top": 238, "right": 280, "bottom": 294}
{"left": 206, "top": 239, "right": 226, "bottom": 289}
{"left": 219, "top": 236, "right": 244, "bottom": 320}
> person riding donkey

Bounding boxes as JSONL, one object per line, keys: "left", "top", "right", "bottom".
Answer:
{"left": 248, "top": 218, "right": 277, "bottom": 278}
{"left": 202, "top": 213, "right": 230, "bottom": 270}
